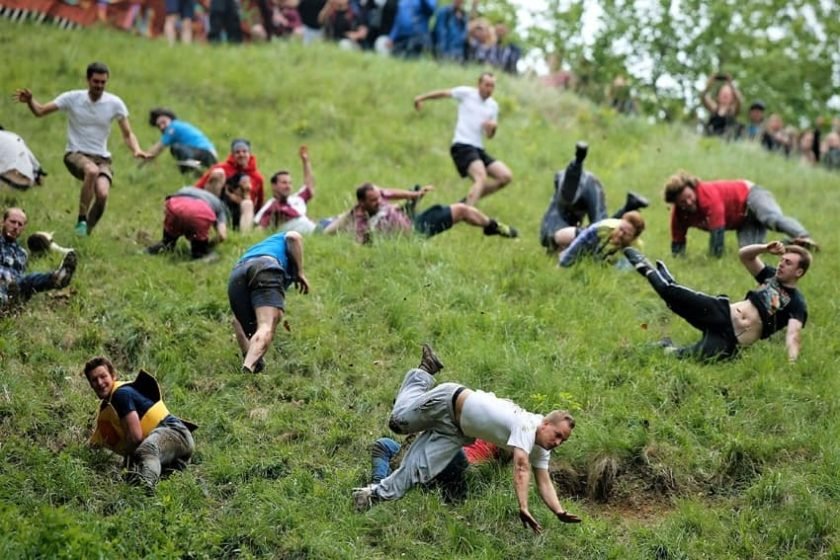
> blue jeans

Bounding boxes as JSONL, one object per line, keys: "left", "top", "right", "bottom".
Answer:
{"left": 18, "top": 272, "right": 55, "bottom": 299}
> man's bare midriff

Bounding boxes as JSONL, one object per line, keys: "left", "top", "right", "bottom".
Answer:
{"left": 453, "top": 388, "right": 473, "bottom": 427}
{"left": 730, "top": 299, "right": 762, "bottom": 346}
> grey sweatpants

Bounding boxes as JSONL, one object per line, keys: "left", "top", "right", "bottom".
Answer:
{"left": 373, "top": 369, "right": 472, "bottom": 501}
{"left": 738, "top": 186, "right": 809, "bottom": 246}
{"left": 131, "top": 420, "right": 195, "bottom": 488}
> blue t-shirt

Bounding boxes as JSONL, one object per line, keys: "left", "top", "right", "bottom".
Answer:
{"left": 160, "top": 120, "right": 216, "bottom": 153}
{"left": 238, "top": 232, "right": 290, "bottom": 270}
{"left": 111, "top": 385, "right": 155, "bottom": 419}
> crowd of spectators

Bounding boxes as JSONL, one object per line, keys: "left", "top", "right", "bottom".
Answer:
{"left": 700, "top": 73, "right": 840, "bottom": 172}
{"left": 70, "top": 0, "right": 521, "bottom": 73}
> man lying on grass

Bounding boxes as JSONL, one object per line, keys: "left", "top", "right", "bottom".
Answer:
{"left": 353, "top": 344, "right": 581, "bottom": 534}
{"left": 87, "top": 356, "right": 196, "bottom": 490}
{"left": 624, "top": 241, "right": 810, "bottom": 362}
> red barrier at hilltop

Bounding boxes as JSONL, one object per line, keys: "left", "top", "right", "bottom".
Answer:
{"left": 0, "top": 0, "right": 165, "bottom": 34}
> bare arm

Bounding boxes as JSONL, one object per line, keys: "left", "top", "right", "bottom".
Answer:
{"left": 317, "top": 0, "right": 335, "bottom": 25}
{"left": 285, "top": 231, "right": 310, "bottom": 294}
{"left": 701, "top": 76, "right": 716, "bottom": 112}
{"left": 739, "top": 241, "right": 783, "bottom": 277}
{"left": 483, "top": 120, "right": 497, "bottom": 139}
{"left": 414, "top": 89, "right": 452, "bottom": 111}
{"left": 120, "top": 411, "right": 144, "bottom": 454}
{"left": 117, "top": 117, "right": 149, "bottom": 159}
{"left": 512, "top": 447, "right": 541, "bottom": 534}
{"left": 381, "top": 185, "right": 434, "bottom": 201}
{"left": 144, "top": 140, "right": 165, "bottom": 160}
{"left": 785, "top": 318, "right": 803, "bottom": 362}
{"left": 322, "top": 210, "right": 353, "bottom": 235}
{"left": 13, "top": 88, "right": 59, "bottom": 117}
{"left": 300, "top": 145, "right": 314, "bottom": 195}
{"left": 214, "top": 222, "right": 228, "bottom": 243}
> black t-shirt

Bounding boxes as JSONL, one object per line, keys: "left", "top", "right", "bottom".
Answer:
{"left": 298, "top": 0, "right": 327, "bottom": 28}
{"left": 110, "top": 385, "right": 155, "bottom": 418}
{"left": 746, "top": 266, "right": 807, "bottom": 339}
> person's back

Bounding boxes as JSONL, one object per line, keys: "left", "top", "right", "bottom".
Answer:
{"left": 432, "top": 3, "right": 466, "bottom": 60}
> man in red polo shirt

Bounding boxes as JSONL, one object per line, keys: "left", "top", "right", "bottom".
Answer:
{"left": 663, "top": 172, "right": 817, "bottom": 257}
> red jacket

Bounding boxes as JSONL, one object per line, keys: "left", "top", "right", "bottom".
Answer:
{"left": 670, "top": 180, "right": 750, "bottom": 244}
{"left": 195, "top": 153, "right": 265, "bottom": 210}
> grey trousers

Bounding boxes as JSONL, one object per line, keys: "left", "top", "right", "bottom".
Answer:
{"left": 374, "top": 369, "right": 472, "bottom": 501}
{"left": 131, "top": 421, "right": 195, "bottom": 488}
{"left": 739, "top": 186, "right": 808, "bottom": 246}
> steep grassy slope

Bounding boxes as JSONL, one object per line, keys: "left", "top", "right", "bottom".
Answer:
{"left": 1, "top": 23, "right": 839, "bottom": 559}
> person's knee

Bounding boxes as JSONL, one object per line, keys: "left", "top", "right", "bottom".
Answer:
{"left": 495, "top": 167, "right": 513, "bottom": 185}
{"left": 82, "top": 163, "right": 99, "bottom": 181}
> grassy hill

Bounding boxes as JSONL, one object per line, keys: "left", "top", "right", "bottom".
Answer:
{"left": 2, "top": 22, "right": 840, "bottom": 559}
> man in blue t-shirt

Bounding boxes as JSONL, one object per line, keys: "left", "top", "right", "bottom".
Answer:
{"left": 228, "top": 231, "right": 310, "bottom": 373}
{"left": 144, "top": 108, "right": 217, "bottom": 173}
{"left": 624, "top": 241, "right": 811, "bottom": 362}
{"left": 86, "top": 356, "right": 195, "bottom": 489}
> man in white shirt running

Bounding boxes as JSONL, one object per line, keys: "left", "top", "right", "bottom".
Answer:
{"left": 414, "top": 72, "right": 513, "bottom": 206}
{"left": 14, "top": 62, "right": 149, "bottom": 236}
{"left": 353, "top": 344, "right": 581, "bottom": 534}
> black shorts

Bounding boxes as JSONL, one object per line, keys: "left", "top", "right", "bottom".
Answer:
{"left": 450, "top": 143, "right": 495, "bottom": 178}
{"left": 414, "top": 204, "right": 453, "bottom": 237}
{"left": 227, "top": 256, "right": 286, "bottom": 338}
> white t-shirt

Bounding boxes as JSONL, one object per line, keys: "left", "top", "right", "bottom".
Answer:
{"left": 53, "top": 90, "right": 129, "bottom": 157}
{"left": 451, "top": 86, "right": 499, "bottom": 149}
{"left": 459, "top": 390, "right": 550, "bottom": 469}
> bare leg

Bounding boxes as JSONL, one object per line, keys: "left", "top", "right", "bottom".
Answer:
{"left": 204, "top": 170, "right": 226, "bottom": 197}
{"left": 233, "top": 317, "right": 249, "bottom": 356}
{"left": 239, "top": 199, "right": 254, "bottom": 232}
{"left": 450, "top": 203, "right": 490, "bottom": 227}
{"left": 86, "top": 176, "right": 111, "bottom": 231}
{"left": 242, "top": 306, "right": 283, "bottom": 371}
{"left": 480, "top": 160, "right": 513, "bottom": 198}
{"left": 464, "top": 160, "right": 487, "bottom": 206}
{"left": 78, "top": 164, "right": 100, "bottom": 218}
{"left": 181, "top": 17, "right": 193, "bottom": 43}
{"left": 551, "top": 226, "right": 577, "bottom": 252}
{"left": 164, "top": 14, "right": 178, "bottom": 45}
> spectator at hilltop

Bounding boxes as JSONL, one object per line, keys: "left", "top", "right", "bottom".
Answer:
{"left": 822, "top": 132, "right": 840, "bottom": 171}
{"left": 432, "top": 0, "right": 469, "bottom": 62}
{"left": 208, "top": 0, "right": 243, "bottom": 43}
{"left": 358, "top": 0, "right": 397, "bottom": 53}
{"left": 388, "top": 0, "right": 435, "bottom": 58}
{"left": 761, "top": 113, "right": 792, "bottom": 155}
{"left": 607, "top": 75, "right": 638, "bottom": 116}
{"left": 319, "top": 0, "right": 367, "bottom": 49}
{"left": 466, "top": 17, "right": 495, "bottom": 65}
{"left": 744, "top": 101, "right": 766, "bottom": 141}
{"left": 490, "top": 23, "right": 519, "bottom": 74}
{"left": 164, "top": 0, "right": 195, "bottom": 44}
{"left": 701, "top": 73, "right": 742, "bottom": 139}
{"left": 251, "top": 0, "right": 303, "bottom": 40}
{"left": 298, "top": 0, "right": 327, "bottom": 43}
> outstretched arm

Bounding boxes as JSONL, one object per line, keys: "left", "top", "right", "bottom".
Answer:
{"left": 13, "top": 89, "right": 59, "bottom": 117}
{"left": 534, "top": 467, "right": 581, "bottom": 523}
{"left": 381, "top": 185, "right": 434, "bottom": 201}
{"left": 414, "top": 89, "right": 452, "bottom": 111}
{"left": 285, "top": 232, "right": 310, "bottom": 294}
{"left": 512, "top": 448, "right": 541, "bottom": 534}
{"left": 300, "top": 145, "right": 314, "bottom": 195}
{"left": 117, "top": 117, "right": 150, "bottom": 159}
{"left": 785, "top": 318, "right": 803, "bottom": 362}
{"left": 739, "top": 241, "right": 783, "bottom": 277}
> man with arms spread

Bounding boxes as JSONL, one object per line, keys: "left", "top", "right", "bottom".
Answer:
{"left": 1, "top": 207, "right": 76, "bottom": 308}
{"left": 146, "top": 185, "right": 229, "bottom": 259}
{"left": 664, "top": 171, "right": 817, "bottom": 258}
{"left": 196, "top": 138, "right": 265, "bottom": 231}
{"left": 541, "top": 142, "right": 648, "bottom": 253}
{"left": 558, "top": 211, "right": 644, "bottom": 268}
{"left": 353, "top": 345, "right": 581, "bottom": 533}
{"left": 624, "top": 241, "right": 810, "bottom": 362}
{"left": 228, "top": 231, "right": 310, "bottom": 374}
{"left": 14, "top": 62, "right": 148, "bottom": 236}
{"left": 86, "top": 356, "right": 195, "bottom": 490}
{"left": 144, "top": 108, "right": 217, "bottom": 173}
{"left": 254, "top": 145, "right": 317, "bottom": 234}
{"left": 414, "top": 72, "right": 513, "bottom": 206}
{"left": 323, "top": 182, "right": 517, "bottom": 243}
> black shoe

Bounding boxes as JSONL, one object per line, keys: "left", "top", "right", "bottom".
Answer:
{"left": 575, "top": 141, "right": 588, "bottom": 164}
{"left": 625, "top": 191, "right": 649, "bottom": 211}
{"left": 623, "top": 247, "right": 653, "bottom": 275}
{"left": 253, "top": 357, "right": 266, "bottom": 373}
{"left": 53, "top": 250, "right": 77, "bottom": 288}
{"left": 655, "top": 260, "right": 675, "bottom": 284}
{"left": 146, "top": 241, "right": 174, "bottom": 255}
{"left": 484, "top": 219, "right": 518, "bottom": 238}
{"left": 419, "top": 343, "right": 444, "bottom": 375}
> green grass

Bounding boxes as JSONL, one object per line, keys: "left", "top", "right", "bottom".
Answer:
{"left": 2, "top": 22, "right": 840, "bottom": 559}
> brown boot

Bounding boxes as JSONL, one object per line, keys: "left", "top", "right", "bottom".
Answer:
{"left": 419, "top": 344, "right": 444, "bottom": 375}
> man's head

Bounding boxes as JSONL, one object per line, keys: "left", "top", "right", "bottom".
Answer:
{"left": 84, "top": 356, "right": 117, "bottom": 400}
{"left": 748, "top": 101, "right": 765, "bottom": 124}
{"left": 356, "top": 182, "right": 382, "bottom": 215}
{"left": 478, "top": 72, "right": 496, "bottom": 100}
{"left": 222, "top": 173, "right": 250, "bottom": 206}
{"left": 2, "top": 208, "right": 27, "bottom": 241}
{"left": 612, "top": 211, "right": 645, "bottom": 247}
{"left": 776, "top": 245, "right": 811, "bottom": 285}
{"left": 535, "top": 410, "right": 575, "bottom": 450}
{"left": 270, "top": 170, "right": 293, "bottom": 201}
{"left": 86, "top": 62, "right": 110, "bottom": 101}
{"left": 149, "top": 108, "right": 177, "bottom": 131}
{"left": 230, "top": 139, "right": 252, "bottom": 169}
{"left": 663, "top": 172, "right": 700, "bottom": 213}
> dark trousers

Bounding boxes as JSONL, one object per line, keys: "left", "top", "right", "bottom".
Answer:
{"left": 208, "top": 0, "right": 242, "bottom": 43}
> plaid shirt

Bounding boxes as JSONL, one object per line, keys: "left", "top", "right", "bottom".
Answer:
{"left": 351, "top": 190, "right": 413, "bottom": 244}
{"left": 0, "top": 235, "right": 28, "bottom": 284}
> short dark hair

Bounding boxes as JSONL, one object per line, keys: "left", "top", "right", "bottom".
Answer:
{"left": 356, "top": 182, "right": 375, "bottom": 202}
{"left": 83, "top": 356, "right": 115, "bottom": 380}
{"left": 270, "top": 170, "right": 291, "bottom": 184}
{"left": 149, "top": 108, "right": 177, "bottom": 127}
{"left": 479, "top": 71, "right": 495, "bottom": 83}
{"left": 86, "top": 62, "right": 110, "bottom": 79}
{"left": 663, "top": 171, "right": 699, "bottom": 203}
{"left": 784, "top": 245, "right": 812, "bottom": 275}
